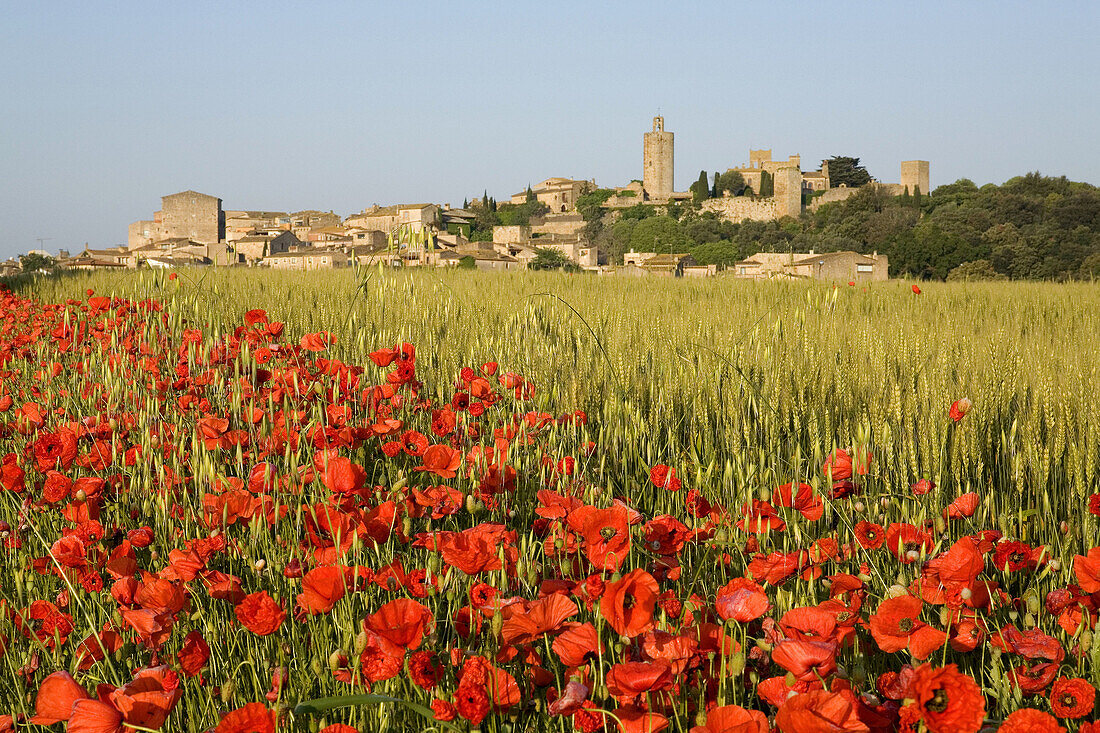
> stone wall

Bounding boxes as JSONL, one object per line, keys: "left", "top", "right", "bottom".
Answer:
{"left": 700, "top": 196, "right": 782, "bottom": 223}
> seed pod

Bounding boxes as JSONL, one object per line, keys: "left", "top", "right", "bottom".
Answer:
{"left": 328, "top": 649, "right": 345, "bottom": 671}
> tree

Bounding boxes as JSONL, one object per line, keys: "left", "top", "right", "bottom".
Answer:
{"left": 528, "top": 248, "right": 579, "bottom": 272}
{"left": 759, "top": 171, "right": 774, "bottom": 198}
{"left": 715, "top": 171, "right": 745, "bottom": 197}
{"left": 458, "top": 256, "right": 477, "bottom": 269}
{"left": 629, "top": 216, "right": 693, "bottom": 254}
{"left": 525, "top": 186, "right": 536, "bottom": 204}
{"left": 947, "top": 259, "right": 1006, "bottom": 281}
{"left": 711, "top": 172, "right": 719, "bottom": 198}
{"left": 20, "top": 252, "right": 56, "bottom": 273}
{"left": 825, "top": 156, "right": 872, "bottom": 188}
{"left": 690, "top": 171, "right": 710, "bottom": 203}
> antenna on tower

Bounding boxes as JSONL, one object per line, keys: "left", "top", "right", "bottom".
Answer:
{"left": 35, "top": 237, "right": 53, "bottom": 249}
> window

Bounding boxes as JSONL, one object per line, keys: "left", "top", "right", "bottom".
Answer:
{"left": 856, "top": 264, "right": 873, "bottom": 273}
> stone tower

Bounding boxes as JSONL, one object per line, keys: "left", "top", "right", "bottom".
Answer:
{"left": 643, "top": 116, "right": 674, "bottom": 200}
{"left": 773, "top": 167, "right": 803, "bottom": 219}
{"left": 900, "top": 161, "right": 930, "bottom": 196}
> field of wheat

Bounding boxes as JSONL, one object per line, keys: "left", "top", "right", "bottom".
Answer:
{"left": 2, "top": 267, "right": 1099, "bottom": 733}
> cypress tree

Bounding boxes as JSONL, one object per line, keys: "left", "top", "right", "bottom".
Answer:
{"left": 913, "top": 185, "right": 922, "bottom": 207}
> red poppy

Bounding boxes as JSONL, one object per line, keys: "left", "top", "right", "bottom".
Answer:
{"left": 600, "top": 569, "right": 658, "bottom": 638}
{"left": 605, "top": 661, "right": 673, "bottom": 699}
{"left": 567, "top": 504, "right": 633, "bottom": 572}
{"left": 300, "top": 331, "right": 334, "bottom": 352}
{"left": 775, "top": 689, "right": 870, "bottom": 733}
{"left": 234, "top": 591, "right": 286, "bottom": 636}
{"left": 650, "top": 464, "right": 681, "bottom": 491}
{"left": 552, "top": 623, "right": 602, "bottom": 667}
{"left": 772, "top": 482, "right": 824, "bottom": 521}
{"left": 822, "top": 448, "right": 870, "bottom": 481}
{"left": 853, "top": 521, "right": 885, "bottom": 549}
{"left": 689, "top": 705, "right": 769, "bottom": 733}
{"left": 414, "top": 444, "right": 463, "bottom": 479}
{"left": 868, "top": 595, "right": 946, "bottom": 659}
{"left": 30, "top": 671, "right": 89, "bottom": 724}
{"left": 215, "top": 703, "right": 277, "bottom": 733}
{"left": 1049, "top": 677, "right": 1095, "bottom": 719}
{"left": 178, "top": 631, "right": 210, "bottom": 677}
{"left": 949, "top": 398, "right": 971, "bottom": 422}
{"left": 912, "top": 284, "right": 921, "bottom": 294}
{"left": 884, "top": 523, "right": 934, "bottom": 563}
{"left": 297, "top": 565, "right": 348, "bottom": 614}
{"left": 363, "top": 598, "right": 433, "bottom": 656}
{"left": 1074, "top": 547, "right": 1100, "bottom": 592}
{"left": 905, "top": 663, "right": 985, "bottom": 733}
{"left": 715, "top": 577, "right": 769, "bottom": 623}
{"left": 998, "top": 708, "right": 1065, "bottom": 733}
{"left": 500, "top": 593, "right": 577, "bottom": 645}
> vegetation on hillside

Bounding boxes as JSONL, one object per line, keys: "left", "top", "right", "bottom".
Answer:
{"left": 579, "top": 172, "right": 1100, "bottom": 279}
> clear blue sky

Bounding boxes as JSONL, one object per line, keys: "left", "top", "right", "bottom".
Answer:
{"left": 1, "top": 1, "right": 1097, "bottom": 258}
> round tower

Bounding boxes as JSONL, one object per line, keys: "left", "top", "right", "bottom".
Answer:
{"left": 643, "top": 116, "right": 674, "bottom": 200}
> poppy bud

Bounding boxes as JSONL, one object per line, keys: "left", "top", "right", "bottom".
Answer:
{"left": 391, "top": 475, "right": 407, "bottom": 492}
{"left": 354, "top": 631, "right": 369, "bottom": 654}
{"left": 254, "top": 559, "right": 266, "bottom": 572}
{"left": 939, "top": 607, "right": 951, "bottom": 627}
{"left": 220, "top": 680, "right": 235, "bottom": 703}
{"left": 328, "top": 649, "right": 345, "bottom": 671}
{"left": 853, "top": 501, "right": 865, "bottom": 512}
{"left": 1080, "top": 631, "right": 1092, "bottom": 652}
{"left": 491, "top": 613, "right": 504, "bottom": 637}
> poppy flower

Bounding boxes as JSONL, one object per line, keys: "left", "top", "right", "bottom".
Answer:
{"left": 414, "top": 444, "right": 463, "bottom": 479}
{"left": 178, "top": 631, "right": 210, "bottom": 677}
{"left": 650, "top": 464, "right": 682, "bottom": 491}
{"left": 944, "top": 492, "right": 981, "bottom": 519}
{"left": 364, "top": 598, "right": 434, "bottom": 656}
{"left": 567, "top": 505, "right": 632, "bottom": 572}
{"left": 1049, "top": 677, "right": 1095, "bottom": 719}
{"left": 853, "top": 521, "right": 885, "bottom": 549}
{"left": 949, "top": 398, "right": 971, "bottom": 422}
{"left": 884, "top": 523, "right": 934, "bottom": 563}
{"left": 771, "top": 638, "right": 838, "bottom": 682}
{"left": 234, "top": 591, "right": 286, "bottom": 636}
{"left": 300, "top": 331, "right": 334, "bottom": 352}
{"left": 822, "top": 448, "right": 870, "bottom": 482}
{"left": 30, "top": 671, "right": 89, "bottom": 724}
{"left": 910, "top": 479, "right": 935, "bottom": 496}
{"left": 689, "top": 704, "right": 769, "bottom": 733}
{"left": 912, "top": 284, "right": 921, "bottom": 294}
{"left": 905, "top": 663, "right": 985, "bottom": 733}
{"left": 772, "top": 482, "right": 824, "bottom": 521}
{"left": 868, "top": 595, "right": 946, "bottom": 659}
{"left": 715, "top": 577, "right": 769, "bottom": 623}
{"left": 552, "top": 623, "right": 602, "bottom": 667}
{"left": 998, "top": 708, "right": 1065, "bottom": 733}
{"left": 1073, "top": 547, "right": 1100, "bottom": 592}
{"left": 605, "top": 661, "right": 673, "bottom": 699}
{"left": 993, "top": 540, "right": 1035, "bottom": 572}
{"left": 500, "top": 594, "right": 577, "bottom": 645}
{"left": 215, "top": 703, "right": 277, "bottom": 733}
{"left": 297, "top": 565, "right": 347, "bottom": 614}
{"left": 775, "top": 689, "right": 870, "bottom": 733}
{"left": 600, "top": 569, "right": 658, "bottom": 638}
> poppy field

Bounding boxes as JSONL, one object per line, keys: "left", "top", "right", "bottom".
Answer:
{"left": 2, "top": 268, "right": 1100, "bottom": 733}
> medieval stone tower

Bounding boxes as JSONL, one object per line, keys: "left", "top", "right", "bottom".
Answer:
{"left": 773, "top": 166, "right": 803, "bottom": 219}
{"left": 900, "top": 160, "right": 930, "bottom": 196}
{"left": 643, "top": 116, "right": 674, "bottom": 200}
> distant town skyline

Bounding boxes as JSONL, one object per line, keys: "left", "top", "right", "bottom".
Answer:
{"left": 1, "top": 1, "right": 1098, "bottom": 258}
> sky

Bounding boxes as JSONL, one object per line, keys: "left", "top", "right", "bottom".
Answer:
{"left": 0, "top": 1, "right": 1097, "bottom": 258}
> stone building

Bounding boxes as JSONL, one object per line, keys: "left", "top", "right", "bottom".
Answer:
{"left": 643, "top": 116, "right": 674, "bottom": 200}
{"left": 224, "top": 210, "right": 288, "bottom": 241}
{"left": 345, "top": 204, "right": 439, "bottom": 234}
{"left": 509, "top": 178, "right": 593, "bottom": 213}
{"left": 129, "top": 191, "right": 224, "bottom": 249}
{"left": 732, "top": 250, "right": 889, "bottom": 282}
{"left": 262, "top": 251, "right": 348, "bottom": 270}
{"left": 232, "top": 231, "right": 301, "bottom": 263}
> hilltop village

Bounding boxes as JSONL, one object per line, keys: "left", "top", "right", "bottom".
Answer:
{"left": 9, "top": 117, "right": 930, "bottom": 283}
